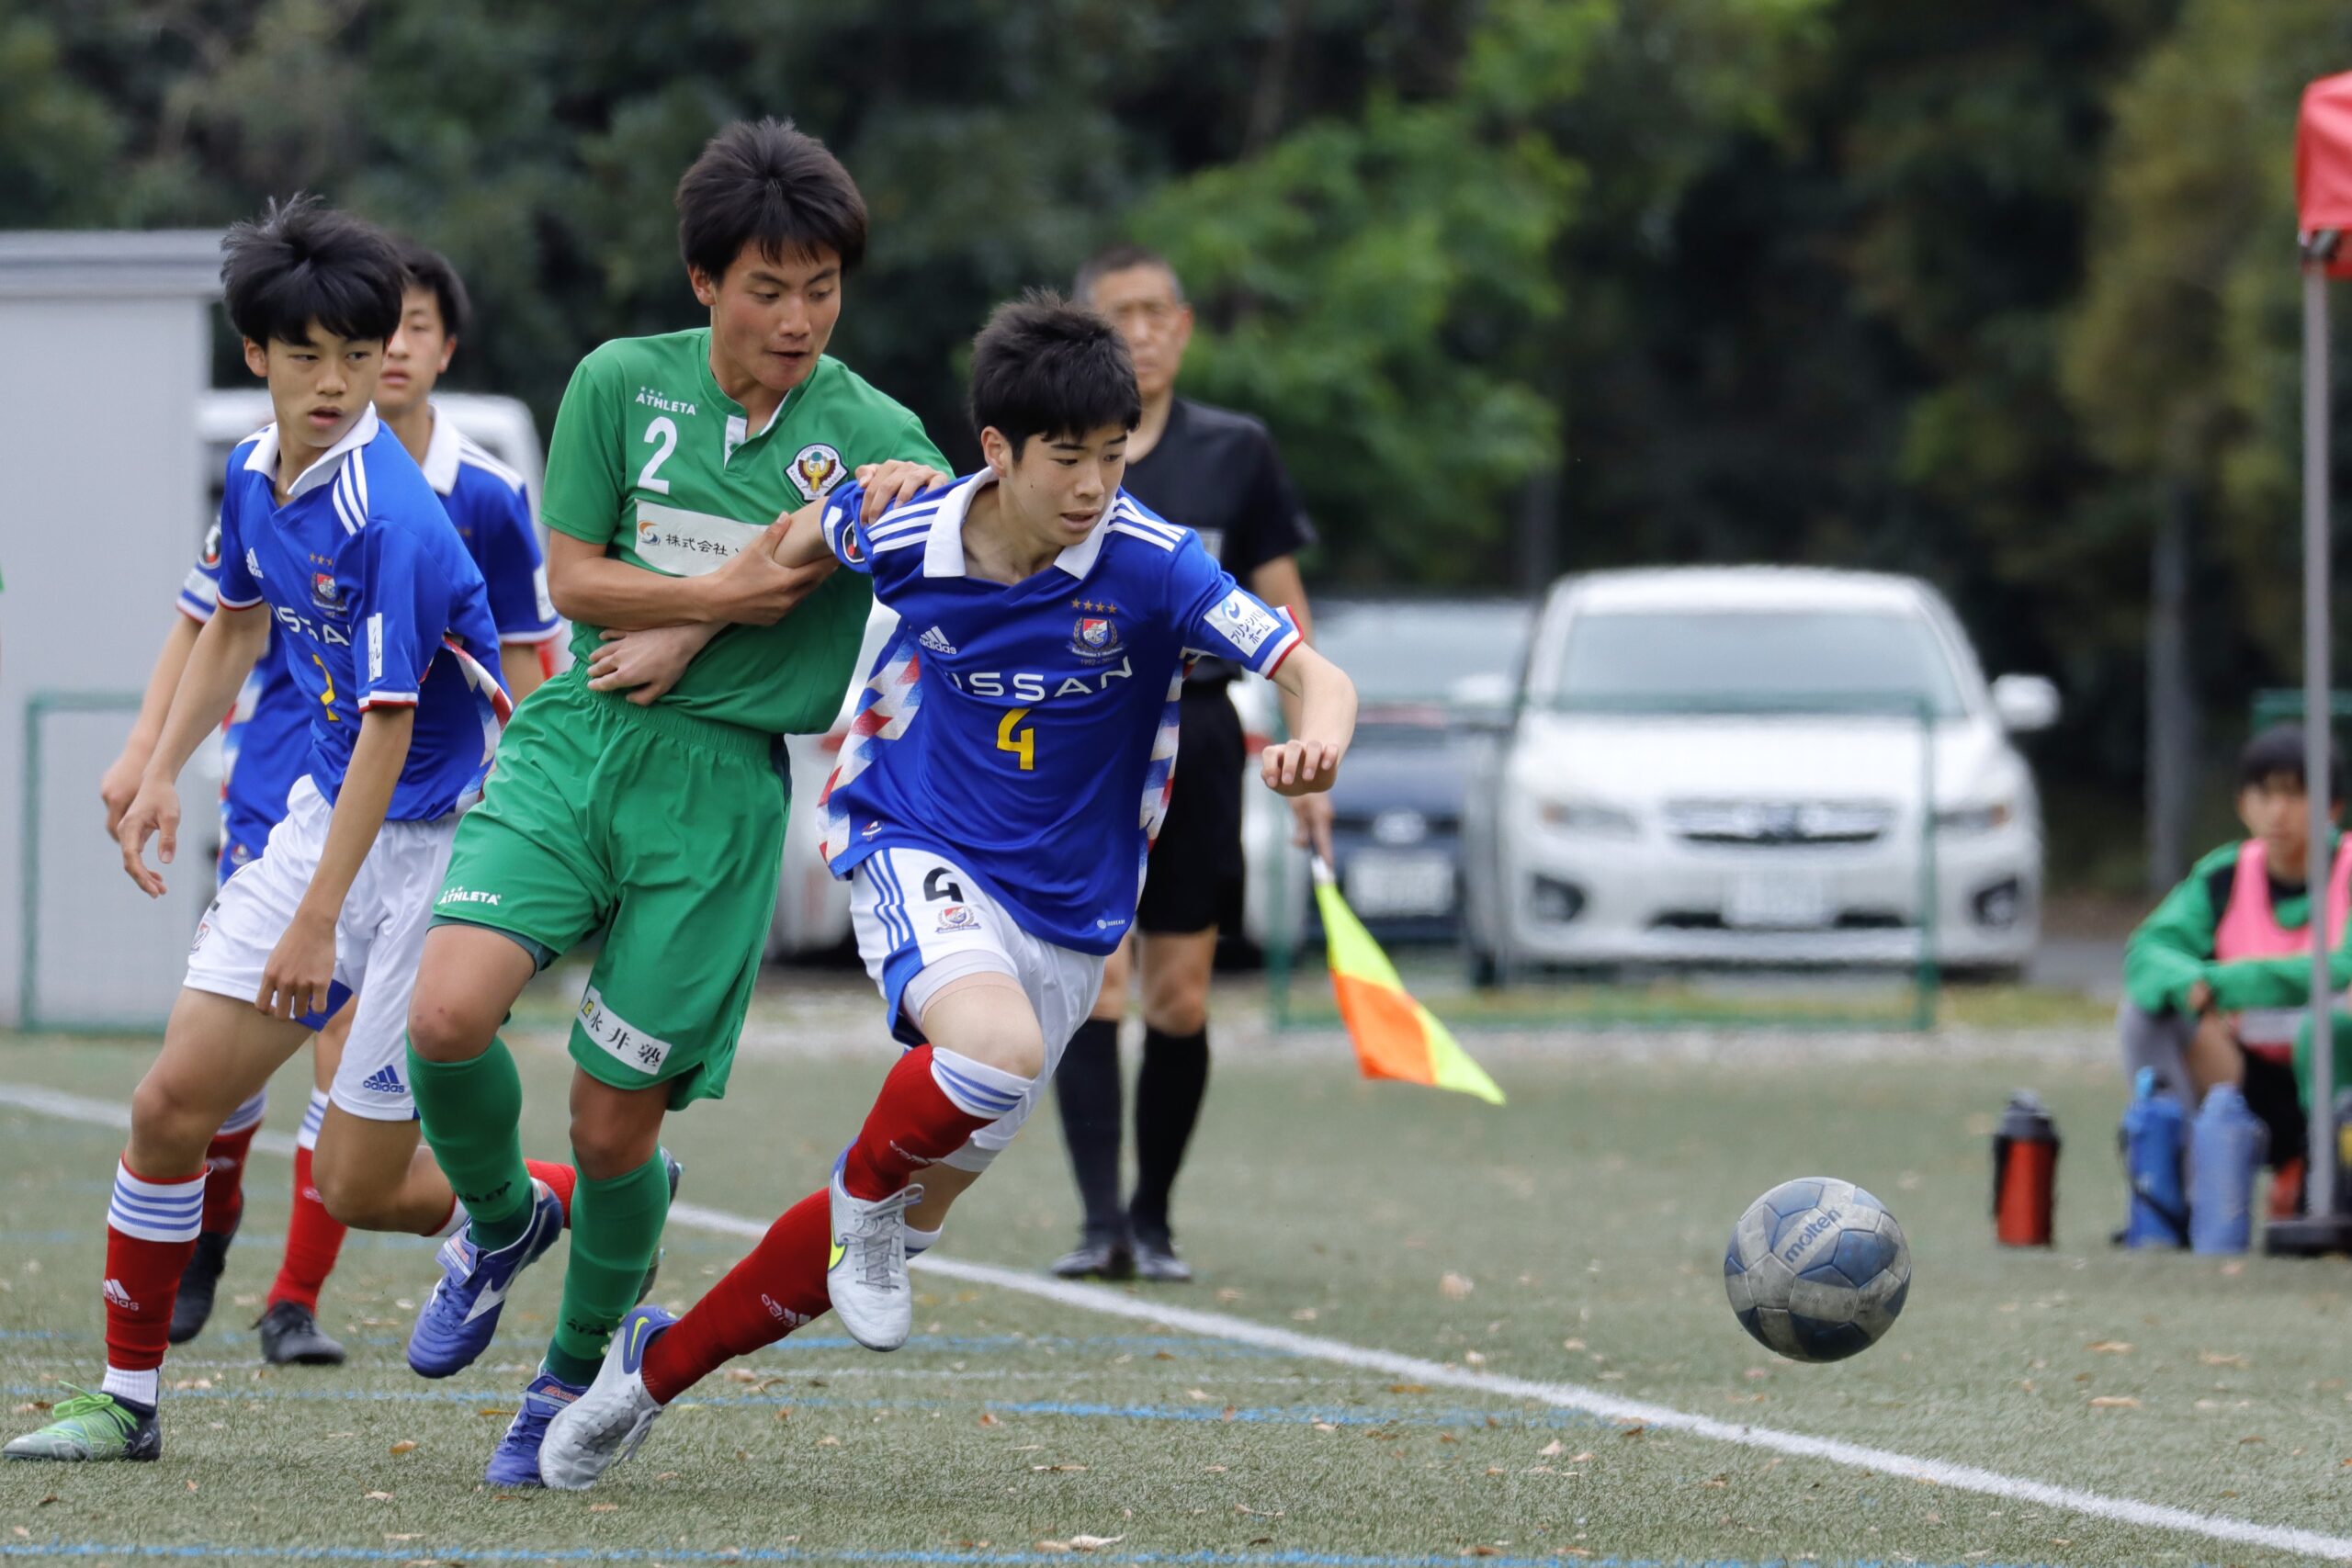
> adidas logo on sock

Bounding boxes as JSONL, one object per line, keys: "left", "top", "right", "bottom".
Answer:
{"left": 360, "top": 1065, "right": 405, "bottom": 1095}
{"left": 102, "top": 1279, "right": 139, "bottom": 1312}
{"left": 920, "top": 625, "right": 956, "bottom": 656}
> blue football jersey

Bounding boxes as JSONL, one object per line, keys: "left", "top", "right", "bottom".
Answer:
{"left": 213, "top": 409, "right": 510, "bottom": 821}
{"left": 816, "top": 471, "right": 1302, "bottom": 954}
{"left": 416, "top": 410, "right": 561, "bottom": 649}
{"left": 180, "top": 518, "right": 311, "bottom": 875}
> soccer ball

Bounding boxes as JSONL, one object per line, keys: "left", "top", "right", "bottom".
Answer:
{"left": 1724, "top": 1177, "right": 1911, "bottom": 1362}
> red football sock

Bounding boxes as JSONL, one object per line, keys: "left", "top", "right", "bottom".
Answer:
{"left": 526, "top": 1158, "right": 578, "bottom": 1226}
{"left": 267, "top": 1145, "right": 347, "bottom": 1313}
{"left": 839, "top": 1045, "right": 1001, "bottom": 1201}
{"left": 199, "top": 1123, "right": 257, "bottom": 1235}
{"left": 640, "top": 1188, "right": 830, "bottom": 1404}
{"left": 102, "top": 1161, "right": 205, "bottom": 1378}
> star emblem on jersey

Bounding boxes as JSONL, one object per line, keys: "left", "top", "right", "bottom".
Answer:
{"left": 1069, "top": 613, "right": 1125, "bottom": 662}
{"left": 791, "top": 443, "right": 844, "bottom": 502}
{"left": 920, "top": 625, "right": 957, "bottom": 657}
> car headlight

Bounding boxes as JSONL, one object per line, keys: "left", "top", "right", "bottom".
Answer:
{"left": 1933, "top": 799, "right": 2016, "bottom": 835}
{"left": 1537, "top": 799, "right": 1640, "bottom": 839}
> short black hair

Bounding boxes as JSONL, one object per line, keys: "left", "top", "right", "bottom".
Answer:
{"left": 220, "top": 194, "right": 403, "bottom": 347}
{"left": 398, "top": 240, "right": 471, "bottom": 341}
{"left": 2240, "top": 724, "right": 2346, "bottom": 801}
{"left": 968, "top": 291, "right": 1143, "bottom": 458}
{"left": 676, "top": 118, "right": 867, "bottom": 283}
{"left": 1074, "top": 243, "right": 1183, "bottom": 305}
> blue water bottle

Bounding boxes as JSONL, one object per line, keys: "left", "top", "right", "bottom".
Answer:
{"left": 2188, "top": 1082, "right": 2267, "bottom": 1255}
{"left": 2119, "top": 1067, "right": 2188, "bottom": 1248}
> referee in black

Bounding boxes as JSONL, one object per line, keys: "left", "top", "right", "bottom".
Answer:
{"left": 1051, "top": 243, "right": 1330, "bottom": 1281}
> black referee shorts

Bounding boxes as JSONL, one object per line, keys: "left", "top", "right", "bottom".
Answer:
{"left": 1137, "top": 685, "right": 1247, "bottom": 936}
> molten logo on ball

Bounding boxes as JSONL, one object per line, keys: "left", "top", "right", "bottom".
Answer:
{"left": 1724, "top": 1177, "right": 1910, "bottom": 1363}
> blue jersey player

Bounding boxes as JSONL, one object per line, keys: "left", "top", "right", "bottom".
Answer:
{"left": 540, "top": 293, "right": 1356, "bottom": 1489}
{"left": 7, "top": 197, "right": 515, "bottom": 1464}
{"left": 94, "top": 243, "right": 563, "bottom": 1371}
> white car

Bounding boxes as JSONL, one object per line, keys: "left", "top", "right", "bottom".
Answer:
{"left": 1461, "top": 568, "right": 2058, "bottom": 979}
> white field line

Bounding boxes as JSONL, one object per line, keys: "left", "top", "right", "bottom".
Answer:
{"left": 7, "top": 1079, "right": 2351, "bottom": 1563}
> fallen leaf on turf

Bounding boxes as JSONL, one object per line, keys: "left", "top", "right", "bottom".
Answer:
{"left": 476, "top": 1410, "right": 513, "bottom": 1419}
{"left": 1562, "top": 1338, "right": 1586, "bottom": 1351}
{"left": 1314, "top": 1422, "right": 1339, "bottom": 1432}
{"left": 37, "top": 1495, "right": 57, "bottom": 1507}
{"left": 1464, "top": 1350, "right": 1488, "bottom": 1368}
{"left": 1701, "top": 1475, "right": 1728, "bottom": 1489}
{"left": 775, "top": 1409, "right": 792, "bottom": 1423}
{"left": 1620, "top": 1425, "right": 1646, "bottom": 1438}
{"left": 1216, "top": 1288, "right": 1244, "bottom": 1303}
{"left": 1249, "top": 1540, "right": 1273, "bottom": 1549}
{"left": 588, "top": 1504, "right": 617, "bottom": 1513}
{"left": 328, "top": 1431, "right": 355, "bottom": 1438}
{"left": 1570, "top": 1452, "right": 1594, "bottom": 1462}
{"left": 1539, "top": 1439, "right": 1566, "bottom": 1457}
{"left": 1486, "top": 1466, "right": 1507, "bottom": 1475}
{"left": 365, "top": 1491, "right": 393, "bottom": 1502}
{"left": 1152, "top": 1350, "right": 1174, "bottom": 1360}
{"left": 1440, "top": 1272, "right": 1476, "bottom": 1300}
{"left": 2222, "top": 1261, "right": 2245, "bottom": 1276}
{"left": 1222, "top": 1406, "right": 1238, "bottom": 1422}
{"left": 815, "top": 1435, "right": 842, "bottom": 1447}
{"left": 657, "top": 1472, "right": 680, "bottom": 1480}
{"left": 1204, "top": 1464, "right": 1227, "bottom": 1473}
{"left": 1035, "top": 1543, "right": 1073, "bottom": 1556}
{"left": 2088, "top": 1396, "right": 2139, "bottom": 1408}
{"left": 725, "top": 1368, "right": 757, "bottom": 1382}
{"left": 1291, "top": 1308, "right": 1317, "bottom": 1321}
{"left": 1186, "top": 1388, "right": 1213, "bottom": 1401}
{"left": 1471, "top": 1548, "right": 1505, "bottom": 1558}
{"left": 1069, "top": 1536, "right": 1125, "bottom": 1550}
{"left": 1552, "top": 1550, "right": 1593, "bottom": 1559}
{"left": 2087, "top": 1340, "right": 2133, "bottom": 1354}
{"left": 1389, "top": 1382, "right": 1428, "bottom": 1394}
{"left": 1031, "top": 1464, "right": 1089, "bottom": 1472}
{"left": 978, "top": 1413, "right": 1001, "bottom": 1427}
{"left": 389, "top": 1440, "right": 417, "bottom": 1455}
{"left": 2240, "top": 1434, "right": 2266, "bottom": 1445}
{"left": 1235, "top": 1505, "right": 1283, "bottom": 1517}
{"left": 186, "top": 1480, "right": 198, "bottom": 1493}
{"left": 2200, "top": 1351, "right": 2249, "bottom": 1368}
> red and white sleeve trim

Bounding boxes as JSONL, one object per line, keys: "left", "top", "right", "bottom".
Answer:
{"left": 357, "top": 692, "right": 418, "bottom": 711}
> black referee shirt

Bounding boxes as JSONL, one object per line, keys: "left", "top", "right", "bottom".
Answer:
{"left": 1121, "top": 397, "right": 1315, "bottom": 685}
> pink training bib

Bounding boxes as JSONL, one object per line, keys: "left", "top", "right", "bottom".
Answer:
{"left": 2214, "top": 838, "right": 2352, "bottom": 1047}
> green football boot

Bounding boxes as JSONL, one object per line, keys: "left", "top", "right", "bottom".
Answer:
{"left": 3, "top": 1386, "right": 161, "bottom": 1461}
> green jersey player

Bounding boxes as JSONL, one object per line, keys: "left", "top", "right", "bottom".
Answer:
{"left": 399, "top": 118, "right": 947, "bottom": 1487}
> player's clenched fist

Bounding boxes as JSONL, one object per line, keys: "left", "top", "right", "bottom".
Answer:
{"left": 116, "top": 775, "right": 182, "bottom": 898}
{"left": 1261, "top": 739, "right": 1342, "bottom": 797}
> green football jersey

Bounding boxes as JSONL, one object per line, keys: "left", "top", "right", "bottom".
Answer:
{"left": 539, "top": 328, "right": 946, "bottom": 736}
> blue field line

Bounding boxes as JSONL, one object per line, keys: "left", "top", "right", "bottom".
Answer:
{"left": 0, "top": 1331, "right": 1295, "bottom": 1360}
{"left": 0, "top": 1546, "right": 2086, "bottom": 1568}
{"left": 0, "top": 1382, "right": 1594, "bottom": 1432}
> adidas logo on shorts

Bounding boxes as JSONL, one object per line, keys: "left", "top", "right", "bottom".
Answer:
{"left": 360, "top": 1065, "right": 405, "bottom": 1096}
{"left": 920, "top": 625, "right": 957, "bottom": 657}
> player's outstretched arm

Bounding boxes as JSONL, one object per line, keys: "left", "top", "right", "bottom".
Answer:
{"left": 117, "top": 605, "right": 270, "bottom": 897}
{"left": 255, "top": 705, "right": 413, "bottom": 1021}
{"left": 1260, "top": 645, "right": 1357, "bottom": 798}
{"left": 101, "top": 611, "right": 203, "bottom": 837}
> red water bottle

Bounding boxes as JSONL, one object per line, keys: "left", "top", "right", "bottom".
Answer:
{"left": 1993, "top": 1091, "right": 2059, "bottom": 1247}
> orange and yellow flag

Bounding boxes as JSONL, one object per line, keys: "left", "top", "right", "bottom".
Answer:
{"left": 1312, "top": 860, "right": 1504, "bottom": 1105}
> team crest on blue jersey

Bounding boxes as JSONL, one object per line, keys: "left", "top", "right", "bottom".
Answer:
{"left": 936, "top": 903, "right": 978, "bottom": 932}
{"left": 1069, "top": 615, "right": 1125, "bottom": 662}
{"left": 311, "top": 571, "right": 342, "bottom": 610}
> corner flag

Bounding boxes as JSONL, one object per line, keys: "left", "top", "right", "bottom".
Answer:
{"left": 1311, "top": 859, "right": 1504, "bottom": 1105}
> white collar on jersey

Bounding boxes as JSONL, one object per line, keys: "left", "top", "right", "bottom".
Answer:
{"left": 418, "top": 405, "right": 462, "bottom": 495}
{"left": 243, "top": 406, "right": 381, "bottom": 501}
{"left": 921, "top": 469, "right": 1110, "bottom": 581}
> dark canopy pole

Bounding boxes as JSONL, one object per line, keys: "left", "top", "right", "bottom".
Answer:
{"left": 2266, "top": 72, "right": 2352, "bottom": 1254}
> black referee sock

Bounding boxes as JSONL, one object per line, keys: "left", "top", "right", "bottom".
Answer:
{"left": 1053, "top": 1018, "right": 1126, "bottom": 1241}
{"left": 1129, "top": 1025, "right": 1210, "bottom": 1242}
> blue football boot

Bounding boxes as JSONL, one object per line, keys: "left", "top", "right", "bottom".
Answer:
{"left": 484, "top": 1369, "right": 585, "bottom": 1489}
{"left": 406, "top": 1178, "right": 565, "bottom": 1379}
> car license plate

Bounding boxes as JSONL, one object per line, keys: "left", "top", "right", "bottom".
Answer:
{"left": 1344, "top": 851, "right": 1454, "bottom": 919}
{"left": 1724, "top": 872, "right": 1831, "bottom": 931}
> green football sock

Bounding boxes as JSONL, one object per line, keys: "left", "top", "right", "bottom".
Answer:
{"left": 547, "top": 1151, "right": 672, "bottom": 1384}
{"left": 405, "top": 1035, "right": 534, "bottom": 1251}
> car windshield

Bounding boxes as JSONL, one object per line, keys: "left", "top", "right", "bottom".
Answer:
{"left": 1553, "top": 608, "right": 1967, "bottom": 718}
{"left": 1312, "top": 602, "right": 1530, "bottom": 704}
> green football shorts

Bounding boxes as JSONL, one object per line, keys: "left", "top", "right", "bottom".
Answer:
{"left": 431, "top": 667, "right": 786, "bottom": 1108}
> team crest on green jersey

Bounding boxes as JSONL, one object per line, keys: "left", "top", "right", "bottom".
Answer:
{"left": 791, "top": 443, "right": 844, "bottom": 502}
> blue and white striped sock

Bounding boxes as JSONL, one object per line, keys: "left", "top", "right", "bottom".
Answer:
{"left": 927, "top": 1049, "right": 1031, "bottom": 1122}
{"left": 217, "top": 1089, "right": 268, "bottom": 1137}
{"left": 296, "top": 1089, "right": 329, "bottom": 1153}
